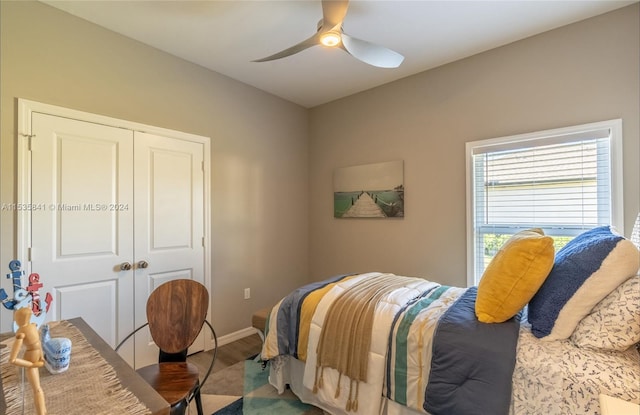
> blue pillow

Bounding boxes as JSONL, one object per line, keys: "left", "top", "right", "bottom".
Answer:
{"left": 528, "top": 226, "right": 640, "bottom": 340}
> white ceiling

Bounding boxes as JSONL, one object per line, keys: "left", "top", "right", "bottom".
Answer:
{"left": 42, "top": 0, "right": 636, "bottom": 108}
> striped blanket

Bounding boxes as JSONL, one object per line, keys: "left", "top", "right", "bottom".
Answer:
{"left": 261, "top": 272, "right": 520, "bottom": 415}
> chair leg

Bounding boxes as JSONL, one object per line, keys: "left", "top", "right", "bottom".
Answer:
{"left": 169, "top": 399, "right": 189, "bottom": 415}
{"left": 195, "top": 390, "right": 204, "bottom": 415}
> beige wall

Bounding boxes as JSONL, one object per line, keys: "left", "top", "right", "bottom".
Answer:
{"left": 309, "top": 4, "right": 640, "bottom": 286}
{"left": 0, "top": 1, "right": 309, "bottom": 334}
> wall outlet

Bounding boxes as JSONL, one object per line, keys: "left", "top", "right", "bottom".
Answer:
{"left": 244, "top": 287, "right": 251, "bottom": 300}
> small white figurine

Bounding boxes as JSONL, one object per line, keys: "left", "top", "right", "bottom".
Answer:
{"left": 41, "top": 324, "right": 72, "bottom": 374}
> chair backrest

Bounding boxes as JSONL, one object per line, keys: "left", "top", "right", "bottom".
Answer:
{"left": 146, "top": 279, "right": 209, "bottom": 354}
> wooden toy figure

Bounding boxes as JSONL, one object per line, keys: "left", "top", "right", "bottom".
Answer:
{"left": 9, "top": 306, "right": 47, "bottom": 415}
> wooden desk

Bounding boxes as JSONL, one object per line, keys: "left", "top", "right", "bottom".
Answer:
{"left": 0, "top": 317, "right": 170, "bottom": 415}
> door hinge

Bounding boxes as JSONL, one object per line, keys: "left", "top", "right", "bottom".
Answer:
{"left": 202, "top": 237, "right": 205, "bottom": 247}
{"left": 27, "top": 247, "right": 32, "bottom": 262}
{"left": 20, "top": 133, "right": 35, "bottom": 151}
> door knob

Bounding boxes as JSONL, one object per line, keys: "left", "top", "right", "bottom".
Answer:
{"left": 137, "top": 260, "right": 149, "bottom": 269}
{"left": 120, "top": 262, "right": 132, "bottom": 271}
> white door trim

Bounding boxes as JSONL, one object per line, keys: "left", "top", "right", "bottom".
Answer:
{"left": 16, "top": 99, "right": 213, "bottom": 349}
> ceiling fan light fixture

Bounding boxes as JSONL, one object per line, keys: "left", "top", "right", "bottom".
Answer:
{"left": 320, "top": 31, "right": 341, "bottom": 47}
{"left": 252, "top": 0, "right": 404, "bottom": 68}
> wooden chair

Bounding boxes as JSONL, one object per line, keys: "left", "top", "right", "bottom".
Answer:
{"left": 116, "top": 279, "right": 217, "bottom": 415}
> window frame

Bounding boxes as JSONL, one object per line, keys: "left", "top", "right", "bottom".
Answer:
{"left": 465, "top": 119, "right": 624, "bottom": 287}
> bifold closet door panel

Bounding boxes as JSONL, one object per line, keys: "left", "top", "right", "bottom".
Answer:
{"left": 29, "top": 112, "right": 135, "bottom": 349}
{"left": 132, "top": 131, "right": 206, "bottom": 369}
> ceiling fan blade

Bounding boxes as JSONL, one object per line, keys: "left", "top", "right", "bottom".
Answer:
{"left": 341, "top": 32, "right": 404, "bottom": 68}
{"left": 252, "top": 33, "right": 321, "bottom": 62}
{"left": 321, "top": 0, "right": 349, "bottom": 28}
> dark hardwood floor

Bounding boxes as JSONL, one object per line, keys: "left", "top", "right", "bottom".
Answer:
{"left": 188, "top": 332, "right": 263, "bottom": 374}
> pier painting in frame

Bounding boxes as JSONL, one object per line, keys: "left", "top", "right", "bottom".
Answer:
{"left": 333, "top": 160, "right": 404, "bottom": 218}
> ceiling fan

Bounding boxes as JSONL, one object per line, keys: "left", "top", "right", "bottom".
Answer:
{"left": 252, "top": 0, "right": 404, "bottom": 68}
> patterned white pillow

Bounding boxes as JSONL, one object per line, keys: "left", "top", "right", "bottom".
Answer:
{"left": 570, "top": 276, "right": 640, "bottom": 351}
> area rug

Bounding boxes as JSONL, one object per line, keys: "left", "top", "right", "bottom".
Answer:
{"left": 204, "top": 359, "right": 324, "bottom": 415}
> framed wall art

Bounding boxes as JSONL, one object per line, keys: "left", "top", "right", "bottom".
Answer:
{"left": 333, "top": 160, "right": 404, "bottom": 218}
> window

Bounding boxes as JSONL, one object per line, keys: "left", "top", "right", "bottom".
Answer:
{"left": 466, "top": 120, "right": 623, "bottom": 286}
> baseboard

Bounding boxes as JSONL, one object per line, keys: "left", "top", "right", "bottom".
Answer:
{"left": 216, "top": 326, "right": 261, "bottom": 347}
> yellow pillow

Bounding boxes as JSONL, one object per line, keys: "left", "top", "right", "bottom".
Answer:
{"left": 475, "top": 228, "right": 554, "bottom": 323}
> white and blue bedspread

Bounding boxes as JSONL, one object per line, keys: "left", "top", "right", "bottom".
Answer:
{"left": 261, "top": 272, "right": 521, "bottom": 415}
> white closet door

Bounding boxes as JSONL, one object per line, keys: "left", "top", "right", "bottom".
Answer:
{"left": 30, "top": 113, "right": 135, "bottom": 350}
{"left": 133, "top": 132, "right": 206, "bottom": 368}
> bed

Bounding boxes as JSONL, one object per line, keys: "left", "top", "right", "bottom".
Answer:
{"left": 259, "top": 227, "right": 640, "bottom": 415}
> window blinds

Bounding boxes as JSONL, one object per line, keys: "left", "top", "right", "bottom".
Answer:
{"left": 471, "top": 128, "right": 613, "bottom": 281}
